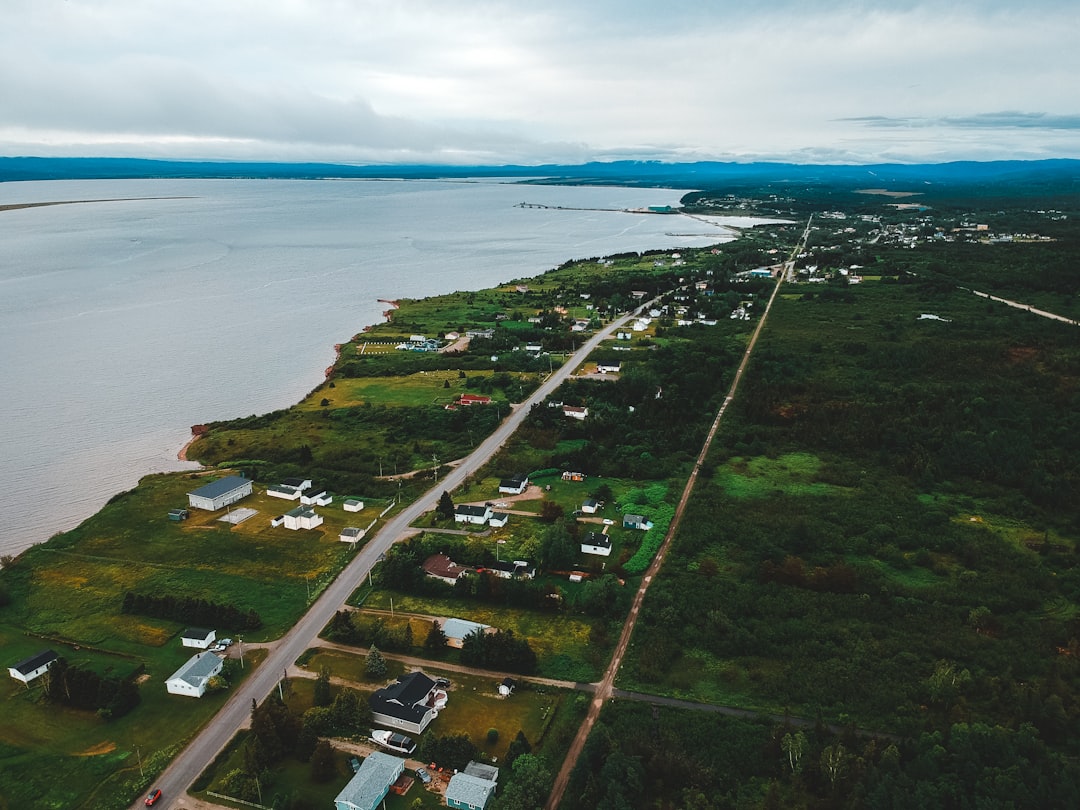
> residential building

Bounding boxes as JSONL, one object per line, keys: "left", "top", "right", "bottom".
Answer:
{"left": 283, "top": 505, "right": 323, "bottom": 530}
{"left": 623, "top": 514, "right": 654, "bottom": 531}
{"left": 498, "top": 474, "right": 529, "bottom": 495}
{"left": 165, "top": 651, "right": 223, "bottom": 698}
{"left": 581, "top": 532, "right": 612, "bottom": 557}
{"left": 369, "top": 671, "right": 446, "bottom": 735}
{"left": 340, "top": 527, "right": 365, "bottom": 544}
{"left": 333, "top": 751, "right": 405, "bottom": 810}
{"left": 422, "top": 553, "right": 471, "bottom": 585}
{"left": 7, "top": 649, "right": 58, "bottom": 684}
{"left": 180, "top": 627, "right": 216, "bottom": 649}
{"left": 187, "top": 476, "right": 252, "bottom": 511}
{"left": 454, "top": 504, "right": 493, "bottom": 525}
{"left": 446, "top": 772, "right": 497, "bottom": 810}
{"left": 441, "top": 618, "right": 491, "bottom": 648}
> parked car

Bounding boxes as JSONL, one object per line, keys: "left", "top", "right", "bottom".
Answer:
{"left": 603, "top": 518, "right": 615, "bottom": 525}
{"left": 415, "top": 767, "right": 432, "bottom": 784}
{"left": 434, "top": 677, "right": 451, "bottom": 688}
{"left": 145, "top": 788, "right": 162, "bottom": 806}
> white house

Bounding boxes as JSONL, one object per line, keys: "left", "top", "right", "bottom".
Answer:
{"left": 581, "top": 499, "right": 599, "bottom": 514}
{"left": 7, "top": 649, "right": 58, "bottom": 684}
{"left": 283, "top": 505, "right": 323, "bottom": 530}
{"left": 488, "top": 512, "right": 509, "bottom": 528}
{"left": 180, "top": 627, "right": 216, "bottom": 649}
{"left": 340, "top": 527, "right": 365, "bottom": 544}
{"left": 581, "top": 532, "right": 612, "bottom": 557}
{"left": 343, "top": 499, "right": 364, "bottom": 513}
{"left": 334, "top": 751, "right": 405, "bottom": 810}
{"left": 623, "top": 514, "right": 654, "bottom": 531}
{"left": 187, "top": 476, "right": 252, "bottom": 511}
{"left": 165, "top": 651, "right": 223, "bottom": 698}
{"left": 300, "top": 488, "right": 332, "bottom": 506}
{"left": 563, "top": 405, "right": 589, "bottom": 420}
{"left": 454, "top": 504, "right": 493, "bottom": 525}
{"left": 596, "top": 362, "right": 621, "bottom": 374}
{"left": 498, "top": 474, "right": 529, "bottom": 495}
{"left": 498, "top": 677, "right": 517, "bottom": 697}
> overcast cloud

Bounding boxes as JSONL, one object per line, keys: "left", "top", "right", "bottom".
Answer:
{"left": 2, "top": 0, "right": 1077, "bottom": 164}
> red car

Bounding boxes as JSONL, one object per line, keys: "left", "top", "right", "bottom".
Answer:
{"left": 145, "top": 788, "right": 162, "bottom": 806}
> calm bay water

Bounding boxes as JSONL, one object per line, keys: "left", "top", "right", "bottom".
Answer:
{"left": 0, "top": 178, "right": 757, "bottom": 556}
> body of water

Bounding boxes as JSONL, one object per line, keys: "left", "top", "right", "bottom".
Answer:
{"left": 0, "top": 178, "right": 760, "bottom": 556}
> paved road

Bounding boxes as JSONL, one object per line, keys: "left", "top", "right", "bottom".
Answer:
{"left": 141, "top": 309, "right": 639, "bottom": 810}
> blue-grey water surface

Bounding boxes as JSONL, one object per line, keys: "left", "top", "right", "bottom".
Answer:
{"left": 0, "top": 178, "right": 760, "bottom": 556}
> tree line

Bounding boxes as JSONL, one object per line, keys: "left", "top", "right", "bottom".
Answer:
{"left": 121, "top": 590, "right": 263, "bottom": 631}
{"left": 42, "top": 657, "right": 141, "bottom": 720}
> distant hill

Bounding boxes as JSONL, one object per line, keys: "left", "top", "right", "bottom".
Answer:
{"left": 2, "top": 156, "right": 1078, "bottom": 191}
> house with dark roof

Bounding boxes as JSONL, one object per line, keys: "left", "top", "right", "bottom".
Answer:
{"left": 187, "top": 475, "right": 252, "bottom": 511}
{"left": 498, "top": 474, "right": 529, "bottom": 495}
{"left": 283, "top": 505, "right": 323, "bottom": 530}
{"left": 369, "top": 671, "right": 446, "bottom": 735}
{"left": 340, "top": 527, "right": 365, "bottom": 544}
{"left": 581, "top": 498, "right": 599, "bottom": 514}
{"left": 7, "top": 649, "right": 58, "bottom": 684}
{"left": 498, "top": 677, "right": 517, "bottom": 697}
{"left": 181, "top": 627, "right": 216, "bottom": 649}
{"left": 623, "top": 514, "right": 654, "bottom": 531}
{"left": 487, "top": 512, "right": 509, "bottom": 528}
{"left": 166, "top": 651, "right": 223, "bottom": 698}
{"left": 581, "top": 532, "right": 612, "bottom": 557}
{"left": 454, "top": 504, "right": 493, "bottom": 525}
{"left": 422, "top": 553, "right": 471, "bottom": 585}
{"left": 334, "top": 751, "right": 405, "bottom": 810}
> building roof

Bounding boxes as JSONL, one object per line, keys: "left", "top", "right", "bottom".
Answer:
{"left": 422, "top": 553, "right": 470, "bottom": 581}
{"left": 334, "top": 751, "right": 405, "bottom": 810}
{"left": 370, "top": 671, "right": 437, "bottom": 724}
{"left": 341, "top": 527, "right": 363, "bottom": 539}
{"left": 441, "top": 618, "right": 491, "bottom": 642}
{"left": 286, "top": 505, "right": 317, "bottom": 518}
{"left": 167, "top": 651, "right": 222, "bottom": 688}
{"left": 501, "top": 473, "right": 528, "bottom": 487}
{"left": 583, "top": 532, "right": 612, "bottom": 549}
{"left": 10, "top": 649, "right": 57, "bottom": 675}
{"left": 188, "top": 475, "right": 249, "bottom": 500}
{"left": 583, "top": 499, "right": 599, "bottom": 508}
{"left": 464, "top": 760, "right": 500, "bottom": 782}
{"left": 181, "top": 627, "right": 214, "bottom": 642}
{"left": 446, "top": 772, "right": 496, "bottom": 808}
{"left": 455, "top": 504, "right": 490, "bottom": 518}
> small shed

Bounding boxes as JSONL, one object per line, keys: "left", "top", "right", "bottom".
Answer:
{"left": 181, "top": 627, "right": 216, "bottom": 649}
{"left": 623, "top": 514, "right": 654, "bottom": 531}
{"left": 340, "top": 527, "right": 365, "bottom": 544}
{"left": 344, "top": 499, "right": 364, "bottom": 512}
{"left": 167, "top": 508, "right": 189, "bottom": 521}
{"left": 498, "top": 677, "right": 517, "bottom": 697}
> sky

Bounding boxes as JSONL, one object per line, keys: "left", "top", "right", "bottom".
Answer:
{"left": 2, "top": 0, "right": 1078, "bottom": 165}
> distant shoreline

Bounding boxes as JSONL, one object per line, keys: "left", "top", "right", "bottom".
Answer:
{"left": 0, "top": 196, "right": 195, "bottom": 213}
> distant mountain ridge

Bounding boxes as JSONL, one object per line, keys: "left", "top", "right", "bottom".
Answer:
{"left": 2, "top": 156, "right": 1078, "bottom": 189}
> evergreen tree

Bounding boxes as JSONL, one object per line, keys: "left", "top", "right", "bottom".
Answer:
{"left": 424, "top": 620, "right": 448, "bottom": 653}
{"left": 309, "top": 739, "right": 337, "bottom": 783}
{"left": 365, "top": 645, "right": 387, "bottom": 679}
{"left": 437, "top": 490, "right": 455, "bottom": 519}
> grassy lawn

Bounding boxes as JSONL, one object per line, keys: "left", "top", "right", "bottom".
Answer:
{"left": 354, "top": 597, "right": 603, "bottom": 682}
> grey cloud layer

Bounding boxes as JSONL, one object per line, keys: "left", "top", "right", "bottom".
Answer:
{"left": 2, "top": 0, "right": 1078, "bottom": 163}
